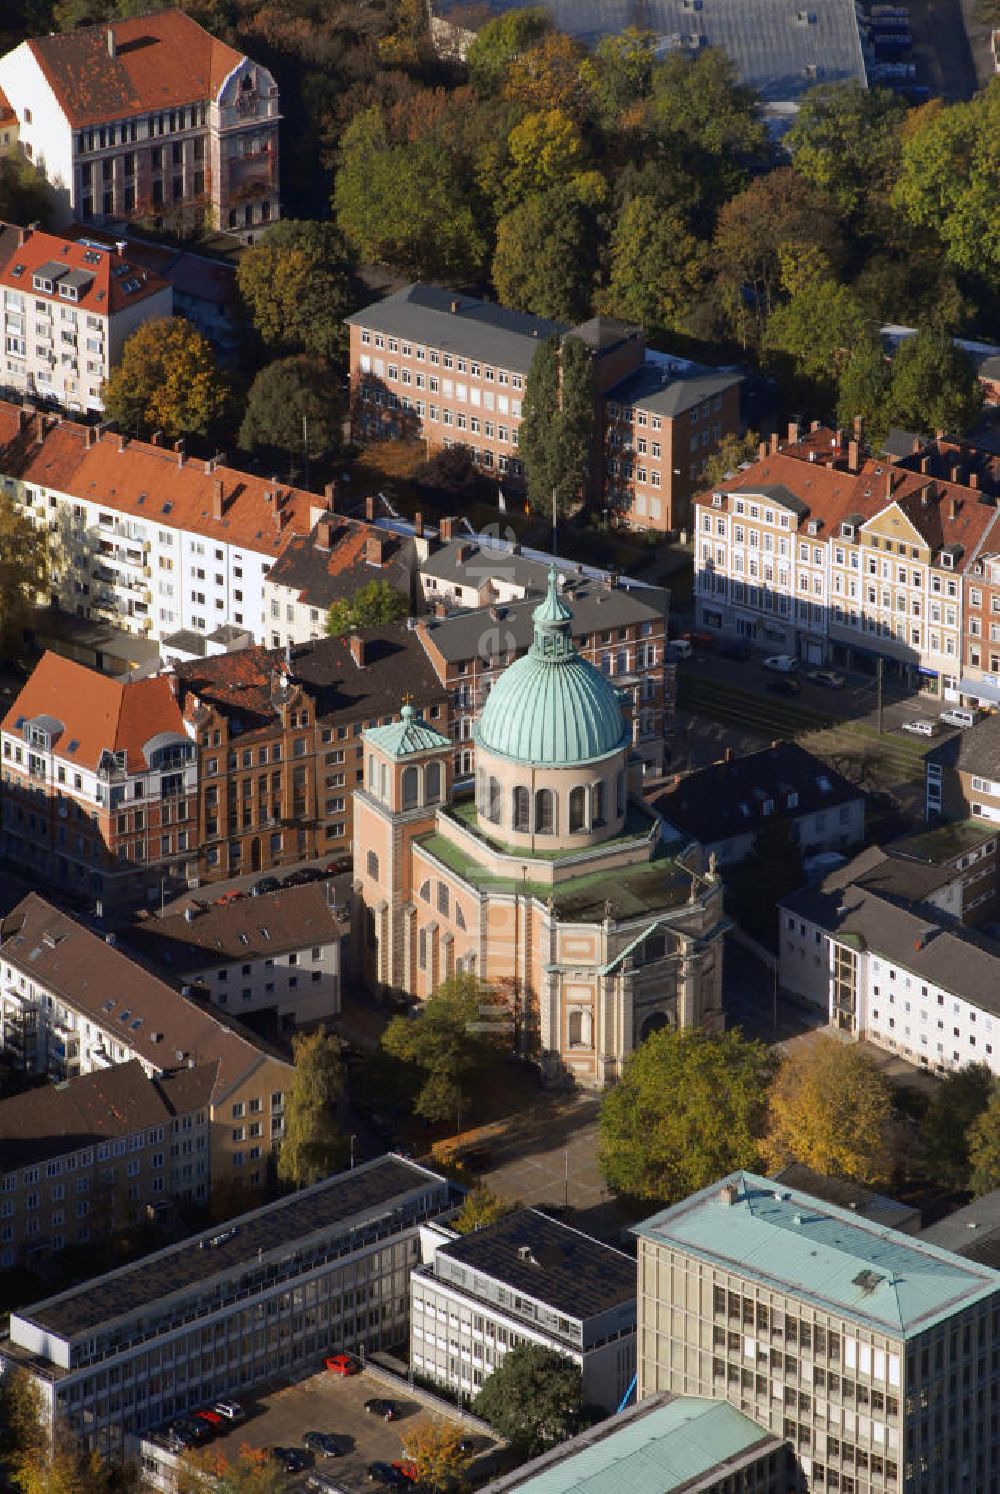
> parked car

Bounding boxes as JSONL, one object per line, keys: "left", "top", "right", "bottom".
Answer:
{"left": 323, "top": 857, "right": 352, "bottom": 877}
{"left": 680, "top": 630, "right": 716, "bottom": 649}
{"left": 250, "top": 876, "right": 281, "bottom": 897}
{"left": 214, "top": 889, "right": 245, "bottom": 905}
{"left": 168, "top": 1418, "right": 210, "bottom": 1447}
{"left": 763, "top": 654, "right": 799, "bottom": 673}
{"left": 939, "top": 707, "right": 979, "bottom": 730}
{"left": 306, "top": 1474, "right": 349, "bottom": 1494}
{"left": 324, "top": 1353, "right": 360, "bottom": 1377}
{"left": 367, "top": 1464, "right": 408, "bottom": 1489}
{"left": 304, "top": 1432, "right": 348, "bottom": 1458}
{"left": 213, "top": 1400, "right": 245, "bottom": 1421}
{"left": 806, "top": 669, "right": 846, "bottom": 689}
{"left": 282, "top": 867, "right": 324, "bottom": 887}
{"left": 766, "top": 677, "right": 801, "bottom": 697}
{"left": 667, "top": 639, "right": 693, "bottom": 660}
{"left": 900, "top": 719, "right": 939, "bottom": 737}
{"left": 364, "top": 1398, "right": 397, "bottom": 1421}
{"left": 269, "top": 1447, "right": 309, "bottom": 1473}
{"left": 193, "top": 1409, "right": 224, "bottom": 1431}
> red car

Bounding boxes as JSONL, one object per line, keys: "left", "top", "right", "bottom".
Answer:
{"left": 325, "top": 1353, "right": 359, "bottom": 1377}
{"left": 194, "top": 1409, "right": 224, "bottom": 1429}
{"left": 214, "top": 889, "right": 245, "bottom": 906}
{"left": 324, "top": 857, "right": 352, "bottom": 877}
{"left": 679, "top": 630, "right": 715, "bottom": 649}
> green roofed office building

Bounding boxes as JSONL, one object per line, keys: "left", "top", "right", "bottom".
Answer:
{"left": 485, "top": 1393, "right": 789, "bottom": 1494}
{"left": 352, "top": 571, "right": 728, "bottom": 1087}
{"left": 634, "top": 1171, "right": 1000, "bottom": 1494}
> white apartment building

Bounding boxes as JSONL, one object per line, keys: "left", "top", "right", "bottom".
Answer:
{"left": 410, "top": 1208, "right": 637, "bottom": 1413}
{"left": 636, "top": 1170, "right": 1000, "bottom": 1494}
{"left": 0, "top": 223, "right": 172, "bottom": 412}
{"left": 780, "top": 880, "right": 1000, "bottom": 1076}
{"left": 0, "top": 10, "right": 280, "bottom": 239}
{"left": 0, "top": 401, "right": 316, "bottom": 644}
{"left": 694, "top": 440, "right": 999, "bottom": 697}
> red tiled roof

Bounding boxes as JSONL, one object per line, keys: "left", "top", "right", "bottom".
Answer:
{"left": 0, "top": 224, "right": 170, "bottom": 316}
{"left": 0, "top": 86, "right": 16, "bottom": 128}
{"left": 0, "top": 403, "right": 319, "bottom": 557}
{"left": 704, "top": 451, "right": 866, "bottom": 538}
{"left": 0, "top": 651, "right": 185, "bottom": 773}
{"left": 27, "top": 9, "right": 245, "bottom": 128}
{"left": 860, "top": 462, "right": 999, "bottom": 558}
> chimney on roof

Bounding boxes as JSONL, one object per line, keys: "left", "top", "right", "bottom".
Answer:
{"left": 952, "top": 464, "right": 964, "bottom": 485}
{"left": 450, "top": 299, "right": 460, "bottom": 313}
{"left": 118, "top": 432, "right": 127, "bottom": 453}
{"left": 920, "top": 456, "right": 931, "bottom": 475}
{"left": 86, "top": 424, "right": 96, "bottom": 448}
{"left": 788, "top": 420, "right": 800, "bottom": 443}
{"left": 724, "top": 746, "right": 734, "bottom": 765}
{"left": 414, "top": 511, "right": 423, "bottom": 538}
{"left": 719, "top": 1182, "right": 739, "bottom": 1206}
{"left": 316, "top": 516, "right": 335, "bottom": 549}
{"left": 212, "top": 478, "right": 224, "bottom": 521}
{"left": 847, "top": 440, "right": 860, "bottom": 473}
{"left": 853, "top": 414, "right": 864, "bottom": 440}
{"left": 936, "top": 428, "right": 946, "bottom": 441}
{"left": 34, "top": 414, "right": 44, "bottom": 446}
{"left": 150, "top": 430, "right": 162, "bottom": 447}
{"left": 769, "top": 433, "right": 779, "bottom": 455}
{"left": 324, "top": 480, "right": 336, "bottom": 511}
{"left": 440, "top": 516, "right": 456, "bottom": 542}
{"left": 758, "top": 441, "right": 768, "bottom": 460}
{"left": 913, "top": 436, "right": 923, "bottom": 454}
{"left": 106, "top": 26, "right": 116, "bottom": 57}
{"left": 950, "top": 497, "right": 960, "bottom": 521}
{"left": 971, "top": 472, "right": 980, "bottom": 492}
{"left": 349, "top": 634, "right": 367, "bottom": 668}
{"left": 366, "top": 533, "right": 386, "bottom": 567}
{"left": 175, "top": 438, "right": 185, "bottom": 468}
{"left": 17, "top": 405, "right": 30, "bottom": 431}
{"left": 365, "top": 495, "right": 375, "bottom": 522}
{"left": 17, "top": 225, "right": 29, "bottom": 247}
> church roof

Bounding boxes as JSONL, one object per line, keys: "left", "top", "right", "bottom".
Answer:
{"left": 366, "top": 702, "right": 451, "bottom": 760}
{"left": 475, "top": 569, "right": 630, "bottom": 767}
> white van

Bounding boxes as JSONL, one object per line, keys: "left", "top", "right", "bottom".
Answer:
{"left": 668, "top": 639, "right": 693, "bottom": 660}
{"left": 939, "top": 707, "right": 979, "bottom": 730}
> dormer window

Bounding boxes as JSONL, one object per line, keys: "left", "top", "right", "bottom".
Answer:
{"left": 58, "top": 283, "right": 78, "bottom": 301}
{"left": 842, "top": 523, "right": 855, "bottom": 540}
{"left": 807, "top": 518, "right": 821, "bottom": 536}
{"left": 711, "top": 492, "right": 724, "bottom": 508}
{"left": 32, "top": 276, "right": 53, "bottom": 294}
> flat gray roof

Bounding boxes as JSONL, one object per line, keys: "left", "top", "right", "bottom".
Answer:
{"left": 610, "top": 364, "right": 742, "bottom": 420}
{"left": 346, "top": 283, "right": 565, "bottom": 374}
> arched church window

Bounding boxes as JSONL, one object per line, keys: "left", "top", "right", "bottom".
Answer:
{"left": 487, "top": 776, "right": 502, "bottom": 823}
{"left": 366, "top": 850, "right": 379, "bottom": 880}
{"left": 367, "top": 754, "right": 376, "bottom": 792}
{"left": 419, "top": 880, "right": 431, "bottom": 902}
{"left": 569, "top": 785, "right": 586, "bottom": 833}
{"left": 512, "top": 786, "right": 530, "bottom": 832}
{"left": 426, "top": 762, "right": 442, "bottom": 804}
{"left": 592, "top": 781, "right": 606, "bottom": 827}
{"left": 535, "top": 788, "right": 556, "bottom": 834}
{"left": 568, "top": 1009, "right": 593, "bottom": 1047}
{"left": 402, "top": 765, "right": 419, "bottom": 808}
{"left": 455, "top": 904, "right": 466, "bottom": 931}
{"left": 616, "top": 770, "right": 626, "bottom": 817}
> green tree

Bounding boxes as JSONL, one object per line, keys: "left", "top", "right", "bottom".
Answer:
{"left": 646, "top": 49, "right": 771, "bottom": 213}
{"left": 177, "top": 1443, "right": 287, "bottom": 1494}
{"left": 765, "top": 265, "right": 867, "bottom": 412}
{"left": 893, "top": 85, "right": 1000, "bottom": 287}
{"left": 382, "top": 974, "right": 503, "bottom": 1126}
{"left": 0, "top": 491, "right": 49, "bottom": 655}
{"left": 726, "top": 814, "right": 805, "bottom": 949}
{"left": 236, "top": 219, "right": 355, "bottom": 360}
{"left": 700, "top": 429, "right": 760, "bottom": 488}
{"left": 888, "top": 328, "right": 984, "bottom": 437}
{"left": 466, "top": 7, "right": 551, "bottom": 97}
{"left": 518, "top": 334, "right": 595, "bottom": 515}
{"left": 473, "top": 1344, "right": 583, "bottom": 1454}
{"left": 786, "top": 83, "right": 904, "bottom": 218}
{"left": 0, "top": 156, "right": 52, "bottom": 228}
{"left": 325, "top": 581, "right": 409, "bottom": 637}
{"left": 452, "top": 1185, "right": 519, "bottom": 1233}
{"left": 500, "top": 108, "right": 588, "bottom": 212}
{"left": 837, "top": 335, "right": 893, "bottom": 444}
{"left": 765, "top": 1035, "right": 896, "bottom": 1186}
{"left": 240, "top": 356, "right": 343, "bottom": 462}
{"left": 578, "top": 28, "right": 656, "bottom": 126}
{"left": 503, "top": 31, "right": 586, "bottom": 116}
{"left": 598, "top": 193, "right": 707, "bottom": 334}
{"left": 100, "top": 317, "right": 228, "bottom": 438}
{"left": 493, "top": 186, "right": 598, "bottom": 322}
{"left": 598, "top": 1028, "right": 776, "bottom": 1203}
{"left": 277, "top": 1026, "right": 345, "bottom": 1189}
{"left": 920, "top": 1063, "right": 994, "bottom": 1192}
{"left": 334, "top": 107, "right": 486, "bottom": 279}
{"left": 0, "top": 1367, "right": 44, "bottom": 1471}
{"left": 968, "top": 1087, "right": 1000, "bottom": 1198}
{"left": 397, "top": 1417, "right": 472, "bottom": 1491}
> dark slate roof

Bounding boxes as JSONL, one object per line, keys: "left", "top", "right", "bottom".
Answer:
{"left": 652, "top": 743, "right": 862, "bottom": 848}
{"left": 608, "top": 362, "right": 743, "bottom": 421}
{"left": 772, "top": 1165, "right": 920, "bottom": 1234}
{"left": 288, "top": 626, "right": 447, "bottom": 723}
{"left": 438, "top": 1208, "right": 636, "bottom": 1320}
{"left": 780, "top": 883, "right": 1000, "bottom": 1015}
{"left": 421, "top": 539, "right": 566, "bottom": 593}
{"left": 267, "top": 520, "right": 415, "bottom": 612}
{"left": 419, "top": 580, "right": 667, "bottom": 664}
{"left": 820, "top": 845, "right": 959, "bottom": 904}
{"left": 925, "top": 713, "right": 1000, "bottom": 778}
{"left": 883, "top": 427, "right": 924, "bottom": 460}
{"left": 345, "top": 284, "right": 565, "bottom": 374}
{"left": 0, "top": 1060, "right": 215, "bottom": 1172}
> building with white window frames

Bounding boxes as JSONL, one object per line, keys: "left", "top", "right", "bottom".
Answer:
{"left": 635, "top": 1169, "right": 1000, "bottom": 1494}
{"left": 410, "top": 1207, "right": 637, "bottom": 1412}
{"left": 1, "top": 1156, "right": 453, "bottom": 1463}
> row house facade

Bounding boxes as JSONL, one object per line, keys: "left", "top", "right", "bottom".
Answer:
{"left": 0, "top": 222, "right": 172, "bottom": 414}
{"left": 346, "top": 285, "right": 742, "bottom": 533}
{"left": 694, "top": 427, "right": 1000, "bottom": 698}
{"left": 0, "top": 10, "right": 280, "bottom": 240}
{"left": 0, "top": 651, "right": 197, "bottom": 907}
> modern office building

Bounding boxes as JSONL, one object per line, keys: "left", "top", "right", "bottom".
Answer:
{"left": 635, "top": 1170, "right": 1000, "bottom": 1494}
{"left": 0, "top": 9, "right": 280, "bottom": 238}
{"left": 0, "top": 1155, "right": 453, "bottom": 1461}
{"left": 485, "top": 1393, "right": 790, "bottom": 1494}
{"left": 410, "top": 1208, "right": 637, "bottom": 1412}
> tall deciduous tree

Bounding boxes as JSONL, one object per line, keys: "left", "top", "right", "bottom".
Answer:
{"left": 518, "top": 334, "right": 595, "bottom": 516}
{"left": 598, "top": 194, "right": 707, "bottom": 334}
{"left": 920, "top": 1063, "right": 994, "bottom": 1192}
{"left": 967, "top": 1087, "right": 1000, "bottom": 1199}
{"left": 382, "top": 974, "right": 503, "bottom": 1125}
{"left": 0, "top": 156, "right": 53, "bottom": 228}
{"left": 0, "top": 1367, "right": 44, "bottom": 1470}
{"left": 473, "top": 1344, "right": 583, "bottom": 1454}
{"left": 700, "top": 429, "right": 760, "bottom": 488}
{"left": 466, "top": 7, "right": 551, "bottom": 97}
{"left": 100, "top": 317, "right": 228, "bottom": 438}
{"left": 502, "top": 31, "right": 586, "bottom": 117}
{"left": 765, "top": 1035, "right": 895, "bottom": 1185}
{"left": 499, "top": 108, "right": 588, "bottom": 212}
{"left": 646, "top": 49, "right": 771, "bottom": 213}
{"left": 578, "top": 28, "right": 656, "bottom": 126}
{"left": 836, "top": 335, "right": 894, "bottom": 443}
{"left": 0, "top": 492, "right": 49, "bottom": 655}
{"left": 493, "top": 186, "right": 599, "bottom": 321}
{"left": 599, "top": 1028, "right": 776, "bottom": 1203}
{"left": 239, "top": 356, "right": 343, "bottom": 461}
{"left": 452, "top": 1185, "right": 519, "bottom": 1234}
{"left": 397, "top": 1418, "right": 472, "bottom": 1490}
{"left": 888, "top": 328, "right": 983, "bottom": 437}
{"left": 277, "top": 1026, "right": 346, "bottom": 1188}
{"left": 236, "top": 219, "right": 355, "bottom": 360}
{"left": 325, "top": 580, "right": 409, "bottom": 637}
{"left": 786, "top": 83, "right": 905, "bottom": 218}
{"left": 177, "top": 1444, "right": 287, "bottom": 1494}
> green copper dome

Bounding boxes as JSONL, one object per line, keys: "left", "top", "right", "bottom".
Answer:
{"left": 475, "top": 568, "right": 630, "bottom": 767}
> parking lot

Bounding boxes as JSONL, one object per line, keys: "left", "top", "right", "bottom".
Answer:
{"left": 187, "top": 1365, "right": 495, "bottom": 1491}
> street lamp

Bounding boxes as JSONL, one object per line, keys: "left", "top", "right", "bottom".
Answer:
{"left": 349, "top": 1134, "right": 357, "bottom": 1170}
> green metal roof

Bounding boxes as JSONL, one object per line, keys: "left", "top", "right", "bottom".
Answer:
{"left": 475, "top": 568, "right": 629, "bottom": 768}
{"left": 634, "top": 1171, "right": 1000, "bottom": 1339}
{"left": 364, "top": 703, "right": 451, "bottom": 760}
{"left": 503, "top": 1396, "right": 775, "bottom": 1494}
